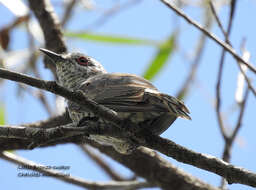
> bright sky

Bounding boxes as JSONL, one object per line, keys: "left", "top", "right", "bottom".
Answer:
{"left": 0, "top": 1, "right": 255, "bottom": 190}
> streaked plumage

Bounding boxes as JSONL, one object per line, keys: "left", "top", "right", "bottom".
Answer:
{"left": 40, "top": 48, "right": 191, "bottom": 154}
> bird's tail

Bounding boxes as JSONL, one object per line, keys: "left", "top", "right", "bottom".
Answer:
{"left": 161, "top": 93, "right": 191, "bottom": 120}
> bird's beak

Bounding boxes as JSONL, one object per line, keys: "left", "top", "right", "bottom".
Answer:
{"left": 39, "top": 48, "right": 65, "bottom": 63}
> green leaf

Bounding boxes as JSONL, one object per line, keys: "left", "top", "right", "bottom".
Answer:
{"left": 0, "top": 104, "right": 14, "bottom": 153}
{"left": 65, "top": 32, "right": 160, "bottom": 46}
{"left": 0, "top": 104, "right": 5, "bottom": 125}
{"left": 143, "top": 33, "right": 176, "bottom": 80}
{"left": 0, "top": 105, "right": 14, "bottom": 153}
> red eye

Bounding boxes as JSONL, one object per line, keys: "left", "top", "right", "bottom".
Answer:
{"left": 77, "top": 56, "right": 89, "bottom": 66}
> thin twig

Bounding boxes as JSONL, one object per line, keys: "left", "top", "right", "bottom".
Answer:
{"left": 210, "top": 1, "right": 256, "bottom": 101}
{"left": 25, "top": 19, "right": 54, "bottom": 116}
{"left": 220, "top": 87, "right": 249, "bottom": 188}
{"left": 237, "top": 58, "right": 256, "bottom": 97}
{"left": 218, "top": 0, "right": 237, "bottom": 136}
{"left": 222, "top": 87, "right": 249, "bottom": 162}
{"left": 209, "top": 1, "right": 250, "bottom": 188}
{"left": 80, "top": 145, "right": 127, "bottom": 181}
{"left": 18, "top": 83, "right": 54, "bottom": 116}
{"left": 163, "top": 0, "right": 256, "bottom": 98}
{"left": 215, "top": 0, "right": 237, "bottom": 142}
{"left": 31, "top": 59, "right": 54, "bottom": 116}
{"left": 230, "top": 88, "right": 249, "bottom": 143}
{"left": 215, "top": 0, "right": 237, "bottom": 186}
{"left": 160, "top": 0, "right": 256, "bottom": 74}
{"left": 0, "top": 151, "right": 153, "bottom": 189}
{"left": 209, "top": 1, "right": 228, "bottom": 40}
{"left": 86, "top": 0, "right": 142, "bottom": 31}
{"left": 209, "top": 2, "right": 256, "bottom": 99}
{"left": 216, "top": 54, "right": 227, "bottom": 141}
{"left": 177, "top": 7, "right": 213, "bottom": 99}
{"left": 61, "top": 0, "right": 76, "bottom": 27}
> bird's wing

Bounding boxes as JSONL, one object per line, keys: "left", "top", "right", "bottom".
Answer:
{"left": 78, "top": 73, "right": 190, "bottom": 119}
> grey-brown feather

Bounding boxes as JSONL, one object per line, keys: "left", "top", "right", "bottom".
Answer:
{"left": 77, "top": 73, "right": 190, "bottom": 131}
{"left": 44, "top": 50, "right": 191, "bottom": 154}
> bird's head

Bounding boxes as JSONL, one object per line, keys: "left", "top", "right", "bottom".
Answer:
{"left": 40, "top": 48, "right": 106, "bottom": 89}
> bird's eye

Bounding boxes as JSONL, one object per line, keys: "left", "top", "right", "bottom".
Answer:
{"left": 77, "top": 56, "right": 89, "bottom": 66}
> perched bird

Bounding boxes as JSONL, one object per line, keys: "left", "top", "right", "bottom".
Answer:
{"left": 40, "top": 48, "right": 191, "bottom": 154}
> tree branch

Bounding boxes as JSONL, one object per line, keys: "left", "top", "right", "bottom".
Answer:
{"left": 0, "top": 151, "right": 153, "bottom": 190}
{"left": 1, "top": 134, "right": 220, "bottom": 190}
{"left": 176, "top": 7, "right": 213, "bottom": 99}
{"left": 61, "top": 0, "right": 76, "bottom": 27}
{"left": 0, "top": 69, "right": 256, "bottom": 187}
{"left": 209, "top": 1, "right": 228, "bottom": 41}
{"left": 209, "top": 2, "right": 256, "bottom": 99}
{"left": 5, "top": 0, "right": 254, "bottom": 189}
{"left": 209, "top": 1, "right": 251, "bottom": 188}
{"left": 93, "top": 144, "right": 221, "bottom": 190}
{"left": 160, "top": 0, "right": 256, "bottom": 74}
{"left": 0, "top": 121, "right": 256, "bottom": 188}
{"left": 80, "top": 145, "right": 129, "bottom": 181}
{"left": 0, "top": 116, "right": 220, "bottom": 190}
{"left": 0, "top": 68, "right": 123, "bottom": 127}
{"left": 0, "top": 68, "right": 256, "bottom": 187}
{"left": 28, "top": 0, "right": 67, "bottom": 73}
{"left": 215, "top": 0, "right": 237, "bottom": 143}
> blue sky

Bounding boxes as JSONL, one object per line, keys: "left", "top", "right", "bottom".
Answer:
{"left": 0, "top": 0, "right": 255, "bottom": 190}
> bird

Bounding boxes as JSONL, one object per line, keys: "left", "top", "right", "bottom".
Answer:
{"left": 40, "top": 48, "right": 191, "bottom": 154}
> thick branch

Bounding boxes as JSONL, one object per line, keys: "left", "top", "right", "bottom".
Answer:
{"left": 0, "top": 116, "right": 220, "bottom": 190}
{"left": 0, "top": 131, "right": 220, "bottom": 190}
{"left": 28, "top": 0, "right": 67, "bottom": 73}
{"left": 28, "top": 0, "right": 66, "bottom": 53}
{"left": 10, "top": 1, "right": 254, "bottom": 189}
{"left": 1, "top": 122, "right": 256, "bottom": 188}
{"left": 93, "top": 143, "right": 221, "bottom": 190}
{"left": 0, "top": 69, "right": 256, "bottom": 187}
